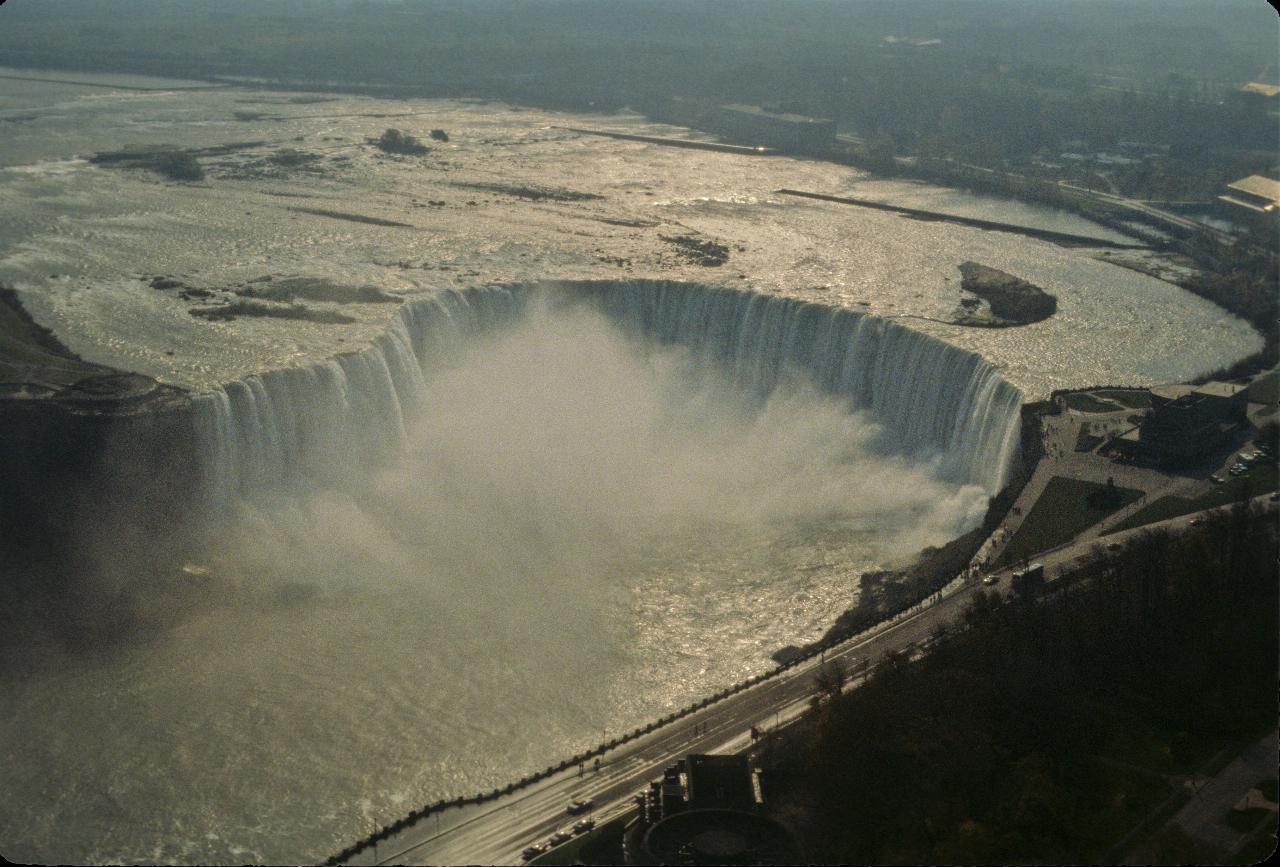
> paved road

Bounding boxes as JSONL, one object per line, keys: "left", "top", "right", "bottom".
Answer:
{"left": 345, "top": 495, "right": 1275, "bottom": 866}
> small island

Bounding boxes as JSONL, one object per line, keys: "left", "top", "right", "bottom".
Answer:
{"left": 88, "top": 146, "right": 205, "bottom": 181}
{"left": 953, "top": 261, "right": 1057, "bottom": 327}
{"left": 374, "top": 128, "right": 430, "bottom": 156}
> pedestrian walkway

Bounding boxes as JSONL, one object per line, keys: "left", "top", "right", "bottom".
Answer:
{"left": 1123, "top": 730, "right": 1279, "bottom": 864}
{"left": 1170, "top": 730, "right": 1279, "bottom": 859}
{"left": 979, "top": 403, "right": 1186, "bottom": 568}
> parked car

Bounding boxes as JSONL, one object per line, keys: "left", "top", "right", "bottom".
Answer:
{"left": 982, "top": 574, "right": 998, "bottom": 585}
{"left": 573, "top": 818, "right": 596, "bottom": 834}
{"left": 567, "top": 799, "right": 593, "bottom": 815}
{"left": 1210, "top": 474, "right": 1225, "bottom": 484}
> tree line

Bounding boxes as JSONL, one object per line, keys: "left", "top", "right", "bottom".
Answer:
{"left": 758, "top": 502, "right": 1278, "bottom": 863}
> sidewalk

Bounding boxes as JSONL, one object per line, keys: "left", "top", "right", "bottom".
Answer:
{"left": 1171, "top": 730, "right": 1279, "bottom": 859}
{"left": 1123, "top": 730, "right": 1279, "bottom": 864}
{"left": 978, "top": 404, "right": 1194, "bottom": 568}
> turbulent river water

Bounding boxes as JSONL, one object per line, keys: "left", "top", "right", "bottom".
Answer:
{"left": 0, "top": 69, "right": 1262, "bottom": 864}
{"left": 6, "top": 293, "right": 1007, "bottom": 864}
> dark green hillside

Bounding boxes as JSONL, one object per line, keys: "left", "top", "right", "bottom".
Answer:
{"left": 760, "top": 504, "right": 1278, "bottom": 864}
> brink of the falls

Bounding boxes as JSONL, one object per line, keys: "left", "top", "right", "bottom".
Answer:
{"left": 192, "top": 280, "right": 1023, "bottom": 505}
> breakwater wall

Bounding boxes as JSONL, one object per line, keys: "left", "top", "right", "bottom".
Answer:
{"left": 558, "top": 126, "right": 778, "bottom": 156}
{"left": 776, "top": 188, "right": 1152, "bottom": 250}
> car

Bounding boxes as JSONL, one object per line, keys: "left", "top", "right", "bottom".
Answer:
{"left": 1241, "top": 452, "right": 1258, "bottom": 463}
{"left": 1270, "top": 492, "right": 1278, "bottom": 503}
{"left": 1189, "top": 516, "right": 1205, "bottom": 526}
{"left": 573, "top": 818, "right": 597, "bottom": 834}
{"left": 522, "top": 844, "right": 546, "bottom": 861}
{"left": 982, "top": 574, "right": 998, "bottom": 585}
{"left": 633, "top": 792, "right": 647, "bottom": 806}
{"left": 1106, "top": 542, "right": 1123, "bottom": 552}
{"left": 1210, "top": 474, "right": 1225, "bottom": 484}
{"left": 567, "top": 799, "right": 593, "bottom": 815}
{"left": 550, "top": 830, "right": 574, "bottom": 846}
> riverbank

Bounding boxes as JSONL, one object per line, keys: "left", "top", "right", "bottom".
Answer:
{"left": 773, "top": 400, "right": 1047, "bottom": 665}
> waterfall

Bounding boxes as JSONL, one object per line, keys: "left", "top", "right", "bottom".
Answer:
{"left": 191, "top": 285, "right": 530, "bottom": 503}
{"left": 573, "top": 280, "right": 1023, "bottom": 492}
{"left": 191, "top": 280, "right": 1022, "bottom": 505}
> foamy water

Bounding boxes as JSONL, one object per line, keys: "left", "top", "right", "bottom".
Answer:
{"left": 4, "top": 301, "right": 993, "bottom": 864}
{"left": 0, "top": 68, "right": 1263, "bottom": 865}
{"left": 0, "top": 67, "right": 1260, "bottom": 397}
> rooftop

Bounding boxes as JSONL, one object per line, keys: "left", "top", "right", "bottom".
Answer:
{"left": 1225, "top": 175, "right": 1280, "bottom": 207}
{"left": 1239, "top": 81, "right": 1280, "bottom": 98}
{"left": 686, "top": 754, "right": 755, "bottom": 810}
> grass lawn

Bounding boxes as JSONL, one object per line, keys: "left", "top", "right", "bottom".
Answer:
{"left": 1000, "top": 476, "right": 1143, "bottom": 565}
{"left": 1094, "top": 389, "right": 1152, "bottom": 409}
{"left": 1105, "top": 465, "right": 1279, "bottom": 535}
{"left": 1075, "top": 428, "right": 1105, "bottom": 452}
{"left": 1065, "top": 392, "right": 1122, "bottom": 413}
{"left": 530, "top": 810, "right": 635, "bottom": 866}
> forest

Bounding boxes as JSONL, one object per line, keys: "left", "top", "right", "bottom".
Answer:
{"left": 758, "top": 503, "right": 1278, "bottom": 863}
